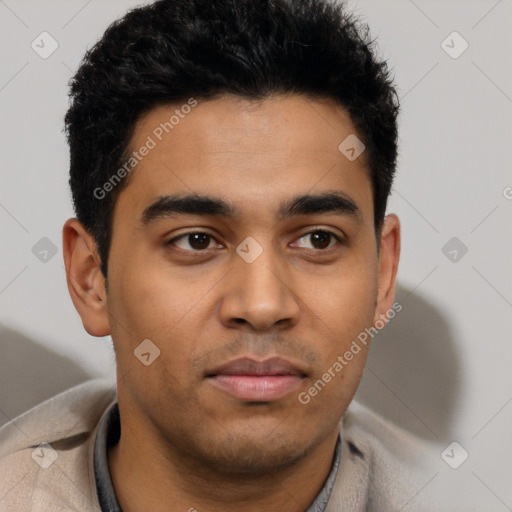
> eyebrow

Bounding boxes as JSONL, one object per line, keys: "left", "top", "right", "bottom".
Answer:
{"left": 140, "top": 190, "right": 361, "bottom": 225}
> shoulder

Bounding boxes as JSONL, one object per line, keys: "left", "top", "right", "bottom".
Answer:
{"left": 327, "top": 400, "right": 441, "bottom": 512}
{"left": 0, "top": 378, "right": 116, "bottom": 512}
{"left": 342, "top": 400, "right": 435, "bottom": 467}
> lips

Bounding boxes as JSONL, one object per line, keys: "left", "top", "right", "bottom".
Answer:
{"left": 206, "top": 357, "right": 307, "bottom": 401}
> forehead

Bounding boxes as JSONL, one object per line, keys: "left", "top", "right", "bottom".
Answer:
{"left": 115, "top": 94, "right": 373, "bottom": 222}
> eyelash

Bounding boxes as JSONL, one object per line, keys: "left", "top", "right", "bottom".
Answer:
{"left": 166, "top": 229, "right": 344, "bottom": 252}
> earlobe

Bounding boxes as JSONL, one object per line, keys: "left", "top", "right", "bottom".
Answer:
{"left": 62, "top": 218, "right": 110, "bottom": 337}
{"left": 374, "top": 213, "right": 401, "bottom": 325}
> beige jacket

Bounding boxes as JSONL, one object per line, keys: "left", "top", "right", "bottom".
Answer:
{"left": 0, "top": 379, "right": 437, "bottom": 511}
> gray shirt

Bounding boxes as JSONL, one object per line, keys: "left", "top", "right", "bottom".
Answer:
{"left": 94, "top": 402, "right": 342, "bottom": 512}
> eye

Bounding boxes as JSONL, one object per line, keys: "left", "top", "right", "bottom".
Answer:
{"left": 293, "top": 230, "right": 341, "bottom": 250}
{"left": 168, "top": 232, "right": 220, "bottom": 251}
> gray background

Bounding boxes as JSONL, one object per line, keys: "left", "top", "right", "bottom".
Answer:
{"left": 1, "top": 0, "right": 511, "bottom": 509}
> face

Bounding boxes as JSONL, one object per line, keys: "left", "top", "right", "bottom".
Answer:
{"left": 66, "top": 93, "right": 399, "bottom": 476}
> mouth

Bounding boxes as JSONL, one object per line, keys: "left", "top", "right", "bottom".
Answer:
{"left": 205, "top": 357, "right": 307, "bottom": 402}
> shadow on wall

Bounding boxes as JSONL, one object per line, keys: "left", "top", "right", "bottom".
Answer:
{"left": 0, "top": 324, "right": 95, "bottom": 428}
{"left": 355, "top": 282, "right": 461, "bottom": 444}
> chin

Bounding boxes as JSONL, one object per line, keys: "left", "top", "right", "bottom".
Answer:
{"left": 192, "top": 434, "right": 312, "bottom": 477}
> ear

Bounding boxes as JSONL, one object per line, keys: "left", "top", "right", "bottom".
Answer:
{"left": 62, "top": 218, "right": 110, "bottom": 337}
{"left": 374, "top": 213, "right": 401, "bottom": 324}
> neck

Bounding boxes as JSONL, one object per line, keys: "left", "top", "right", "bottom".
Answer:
{"left": 108, "top": 420, "right": 340, "bottom": 512}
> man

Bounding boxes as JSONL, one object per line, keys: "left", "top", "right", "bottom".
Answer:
{"left": 0, "top": 0, "right": 438, "bottom": 510}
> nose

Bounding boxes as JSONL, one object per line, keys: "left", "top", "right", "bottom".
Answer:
{"left": 218, "top": 245, "right": 301, "bottom": 332}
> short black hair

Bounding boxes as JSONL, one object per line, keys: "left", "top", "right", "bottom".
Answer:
{"left": 65, "top": 0, "right": 399, "bottom": 278}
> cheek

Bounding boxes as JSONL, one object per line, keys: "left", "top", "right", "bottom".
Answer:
{"left": 299, "top": 246, "right": 377, "bottom": 393}
{"left": 299, "top": 278, "right": 375, "bottom": 417}
{"left": 106, "top": 258, "right": 218, "bottom": 378}
{"left": 109, "top": 254, "right": 201, "bottom": 334}
{"left": 308, "top": 251, "right": 378, "bottom": 335}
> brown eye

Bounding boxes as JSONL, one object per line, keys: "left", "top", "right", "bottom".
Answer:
{"left": 170, "top": 232, "right": 215, "bottom": 251}
{"left": 310, "top": 231, "right": 332, "bottom": 249}
{"left": 295, "top": 230, "right": 339, "bottom": 250}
